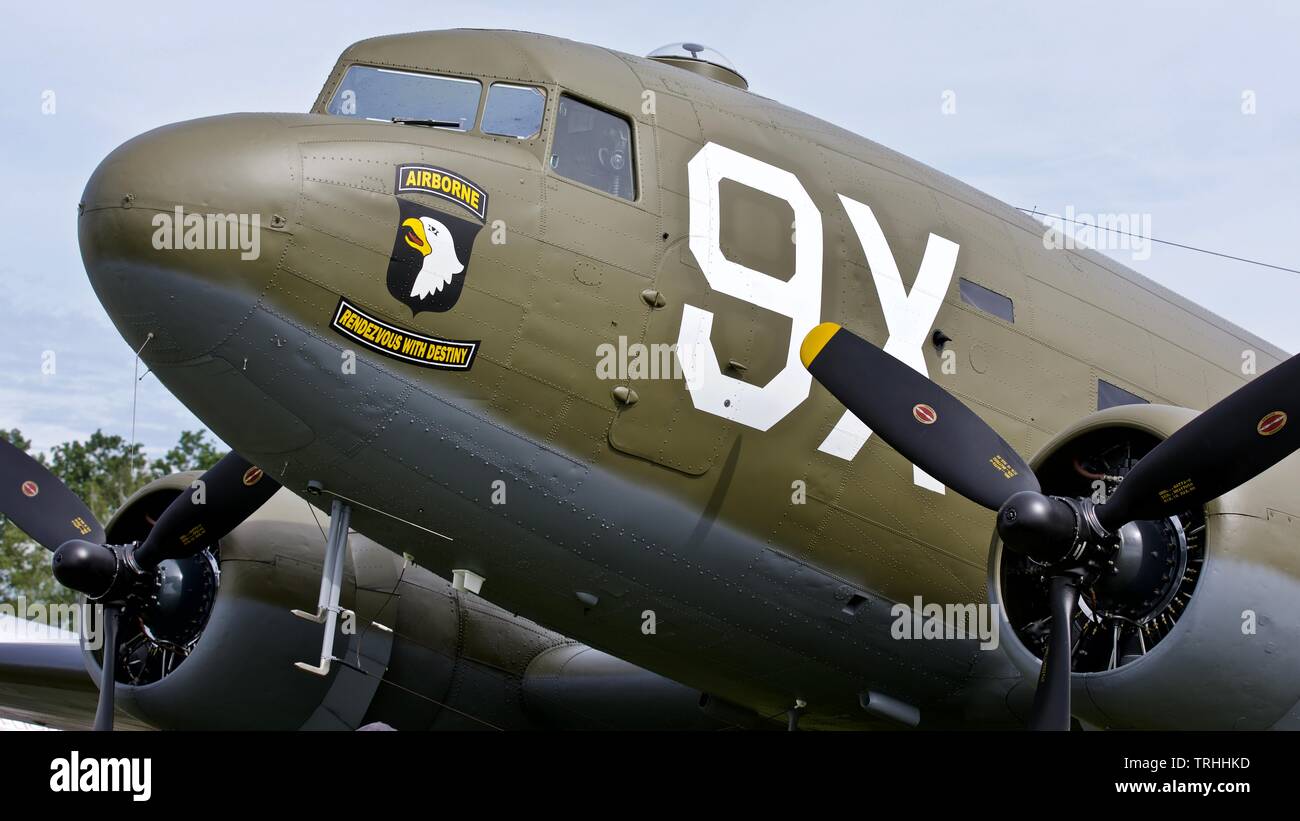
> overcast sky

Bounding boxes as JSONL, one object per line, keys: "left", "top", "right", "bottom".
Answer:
{"left": 1, "top": 0, "right": 1296, "bottom": 455}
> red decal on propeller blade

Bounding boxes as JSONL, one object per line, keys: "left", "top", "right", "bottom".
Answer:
{"left": 912, "top": 403, "right": 937, "bottom": 425}
{"left": 1258, "top": 410, "right": 1287, "bottom": 436}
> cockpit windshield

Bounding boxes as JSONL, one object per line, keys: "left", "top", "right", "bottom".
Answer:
{"left": 482, "top": 83, "right": 547, "bottom": 139}
{"left": 326, "top": 65, "right": 481, "bottom": 131}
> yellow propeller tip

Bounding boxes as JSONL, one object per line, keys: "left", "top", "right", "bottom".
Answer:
{"left": 800, "top": 322, "right": 841, "bottom": 368}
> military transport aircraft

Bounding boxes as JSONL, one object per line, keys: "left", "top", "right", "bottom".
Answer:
{"left": 2, "top": 29, "right": 1299, "bottom": 731}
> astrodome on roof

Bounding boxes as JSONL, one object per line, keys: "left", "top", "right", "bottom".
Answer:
{"left": 646, "top": 42, "right": 747, "bottom": 89}
{"left": 647, "top": 42, "right": 738, "bottom": 72}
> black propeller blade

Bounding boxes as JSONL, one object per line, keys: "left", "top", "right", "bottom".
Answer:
{"left": 0, "top": 438, "right": 104, "bottom": 550}
{"left": 92, "top": 605, "right": 121, "bottom": 732}
{"left": 800, "top": 322, "right": 1040, "bottom": 510}
{"left": 1, "top": 442, "right": 279, "bottom": 731}
{"left": 802, "top": 321, "right": 1300, "bottom": 732}
{"left": 1096, "top": 352, "right": 1300, "bottom": 532}
{"left": 53, "top": 452, "right": 280, "bottom": 604}
{"left": 1030, "top": 575, "right": 1078, "bottom": 731}
{"left": 132, "top": 452, "right": 279, "bottom": 570}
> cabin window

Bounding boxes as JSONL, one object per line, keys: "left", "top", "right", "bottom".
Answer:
{"left": 326, "top": 65, "right": 481, "bottom": 131}
{"left": 958, "top": 278, "right": 1014, "bottom": 323}
{"left": 1097, "top": 379, "right": 1148, "bottom": 411}
{"left": 549, "top": 94, "right": 635, "bottom": 200}
{"left": 482, "top": 83, "right": 547, "bottom": 139}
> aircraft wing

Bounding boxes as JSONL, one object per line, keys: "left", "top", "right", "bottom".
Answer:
{"left": 0, "top": 618, "right": 151, "bottom": 730}
{"left": 0, "top": 640, "right": 101, "bottom": 729}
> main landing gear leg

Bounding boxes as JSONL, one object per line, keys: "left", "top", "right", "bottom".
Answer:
{"left": 291, "top": 496, "right": 354, "bottom": 676}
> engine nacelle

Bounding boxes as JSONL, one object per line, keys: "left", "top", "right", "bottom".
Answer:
{"left": 81, "top": 474, "right": 714, "bottom": 730}
{"left": 990, "top": 404, "right": 1300, "bottom": 729}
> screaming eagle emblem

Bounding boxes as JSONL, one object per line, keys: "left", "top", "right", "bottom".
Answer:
{"left": 387, "top": 192, "right": 484, "bottom": 315}
{"left": 387, "top": 164, "right": 488, "bottom": 315}
{"left": 401, "top": 215, "right": 464, "bottom": 300}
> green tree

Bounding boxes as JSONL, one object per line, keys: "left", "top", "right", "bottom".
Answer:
{"left": 1, "top": 428, "right": 226, "bottom": 606}
{"left": 150, "top": 429, "right": 223, "bottom": 475}
{"left": 48, "top": 430, "right": 149, "bottom": 524}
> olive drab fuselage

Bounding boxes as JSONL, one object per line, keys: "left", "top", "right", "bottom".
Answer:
{"left": 77, "top": 30, "right": 1293, "bottom": 728}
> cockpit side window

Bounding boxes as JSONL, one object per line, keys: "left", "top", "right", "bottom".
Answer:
{"left": 327, "top": 65, "right": 481, "bottom": 131}
{"left": 482, "top": 83, "right": 547, "bottom": 140}
{"left": 549, "top": 94, "right": 635, "bottom": 200}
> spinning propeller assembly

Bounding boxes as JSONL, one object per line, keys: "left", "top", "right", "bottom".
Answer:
{"left": 800, "top": 321, "right": 1300, "bottom": 730}
{"left": 0, "top": 443, "right": 278, "bottom": 730}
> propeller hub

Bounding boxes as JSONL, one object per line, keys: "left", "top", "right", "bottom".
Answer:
{"left": 996, "top": 492, "right": 1083, "bottom": 564}
{"left": 52, "top": 540, "right": 153, "bottom": 603}
{"left": 52, "top": 539, "right": 123, "bottom": 600}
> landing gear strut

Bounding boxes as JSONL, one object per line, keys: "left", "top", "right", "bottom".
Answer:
{"left": 292, "top": 496, "right": 354, "bottom": 676}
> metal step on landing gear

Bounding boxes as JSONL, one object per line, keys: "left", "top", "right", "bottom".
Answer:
{"left": 292, "top": 484, "right": 354, "bottom": 676}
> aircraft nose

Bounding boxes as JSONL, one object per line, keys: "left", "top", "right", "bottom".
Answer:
{"left": 79, "top": 114, "right": 298, "bottom": 362}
